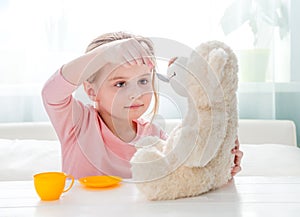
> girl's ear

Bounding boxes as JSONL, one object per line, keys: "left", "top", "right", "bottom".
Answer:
{"left": 83, "top": 81, "right": 97, "bottom": 101}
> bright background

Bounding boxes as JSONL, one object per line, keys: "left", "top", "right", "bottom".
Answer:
{"left": 0, "top": 0, "right": 299, "bottom": 144}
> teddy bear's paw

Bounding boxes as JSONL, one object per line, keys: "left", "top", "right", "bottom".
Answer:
{"left": 131, "top": 147, "right": 163, "bottom": 181}
{"left": 131, "top": 141, "right": 173, "bottom": 182}
{"left": 133, "top": 136, "right": 164, "bottom": 150}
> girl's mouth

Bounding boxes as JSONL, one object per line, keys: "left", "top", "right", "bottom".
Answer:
{"left": 124, "top": 104, "right": 144, "bottom": 109}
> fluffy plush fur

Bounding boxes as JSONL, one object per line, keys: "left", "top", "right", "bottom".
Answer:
{"left": 130, "top": 41, "right": 238, "bottom": 200}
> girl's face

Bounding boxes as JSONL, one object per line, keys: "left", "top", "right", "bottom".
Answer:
{"left": 94, "top": 64, "right": 153, "bottom": 122}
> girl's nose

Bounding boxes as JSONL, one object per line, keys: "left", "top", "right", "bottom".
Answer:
{"left": 129, "top": 94, "right": 135, "bottom": 100}
{"left": 128, "top": 89, "right": 138, "bottom": 100}
{"left": 127, "top": 85, "right": 146, "bottom": 100}
{"left": 128, "top": 90, "right": 143, "bottom": 100}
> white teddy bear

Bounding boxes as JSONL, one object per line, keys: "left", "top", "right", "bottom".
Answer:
{"left": 130, "top": 40, "right": 238, "bottom": 200}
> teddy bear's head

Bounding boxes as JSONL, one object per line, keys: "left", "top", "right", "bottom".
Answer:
{"left": 165, "top": 45, "right": 229, "bottom": 105}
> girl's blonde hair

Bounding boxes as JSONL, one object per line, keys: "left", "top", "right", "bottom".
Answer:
{"left": 85, "top": 31, "right": 159, "bottom": 119}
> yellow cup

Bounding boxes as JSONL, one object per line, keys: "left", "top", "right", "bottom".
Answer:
{"left": 33, "top": 172, "right": 74, "bottom": 201}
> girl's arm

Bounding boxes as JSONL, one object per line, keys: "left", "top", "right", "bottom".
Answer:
{"left": 61, "top": 38, "right": 154, "bottom": 86}
{"left": 41, "top": 68, "right": 86, "bottom": 144}
{"left": 42, "top": 38, "right": 153, "bottom": 144}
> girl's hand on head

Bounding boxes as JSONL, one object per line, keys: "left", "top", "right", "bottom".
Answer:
{"left": 92, "top": 38, "right": 154, "bottom": 70}
{"left": 231, "top": 138, "right": 243, "bottom": 177}
{"left": 62, "top": 38, "right": 155, "bottom": 86}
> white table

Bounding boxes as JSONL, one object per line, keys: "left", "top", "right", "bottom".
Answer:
{"left": 239, "top": 144, "right": 300, "bottom": 176}
{"left": 1, "top": 176, "right": 300, "bottom": 217}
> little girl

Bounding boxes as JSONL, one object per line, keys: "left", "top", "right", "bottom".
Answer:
{"left": 42, "top": 31, "right": 242, "bottom": 179}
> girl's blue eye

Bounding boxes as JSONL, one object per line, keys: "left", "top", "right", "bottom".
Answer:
{"left": 139, "top": 79, "right": 149, "bottom": 85}
{"left": 115, "top": 81, "right": 126, "bottom": 88}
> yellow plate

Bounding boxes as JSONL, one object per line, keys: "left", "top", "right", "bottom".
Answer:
{"left": 78, "top": 176, "right": 122, "bottom": 188}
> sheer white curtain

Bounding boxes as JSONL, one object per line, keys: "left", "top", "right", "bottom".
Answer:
{"left": 0, "top": 0, "right": 233, "bottom": 122}
{"left": 0, "top": 0, "right": 296, "bottom": 134}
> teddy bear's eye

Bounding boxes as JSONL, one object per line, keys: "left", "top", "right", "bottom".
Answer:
{"left": 169, "top": 72, "right": 176, "bottom": 79}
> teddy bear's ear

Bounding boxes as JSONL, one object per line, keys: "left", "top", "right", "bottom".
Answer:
{"left": 208, "top": 48, "right": 228, "bottom": 81}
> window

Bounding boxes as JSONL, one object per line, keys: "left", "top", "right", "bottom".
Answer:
{"left": 1, "top": 0, "right": 298, "bottom": 140}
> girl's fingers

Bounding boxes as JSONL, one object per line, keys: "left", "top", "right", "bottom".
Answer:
{"left": 129, "top": 49, "right": 143, "bottom": 65}
{"left": 230, "top": 139, "right": 243, "bottom": 176}
{"left": 104, "top": 38, "right": 154, "bottom": 71}
{"left": 234, "top": 150, "right": 243, "bottom": 165}
{"left": 99, "top": 38, "right": 149, "bottom": 67}
{"left": 231, "top": 150, "right": 243, "bottom": 177}
{"left": 137, "top": 50, "right": 153, "bottom": 68}
{"left": 113, "top": 38, "right": 154, "bottom": 70}
{"left": 235, "top": 138, "right": 240, "bottom": 148}
{"left": 231, "top": 165, "right": 241, "bottom": 176}
{"left": 124, "top": 48, "right": 144, "bottom": 67}
{"left": 232, "top": 138, "right": 243, "bottom": 167}
{"left": 129, "top": 40, "right": 154, "bottom": 68}
{"left": 140, "top": 47, "right": 155, "bottom": 68}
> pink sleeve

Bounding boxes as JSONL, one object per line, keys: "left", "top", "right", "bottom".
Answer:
{"left": 41, "top": 68, "right": 86, "bottom": 144}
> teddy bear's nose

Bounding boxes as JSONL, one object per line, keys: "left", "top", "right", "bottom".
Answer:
{"left": 156, "top": 73, "right": 170, "bottom": 82}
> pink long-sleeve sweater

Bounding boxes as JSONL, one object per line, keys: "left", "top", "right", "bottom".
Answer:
{"left": 42, "top": 70, "right": 166, "bottom": 179}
